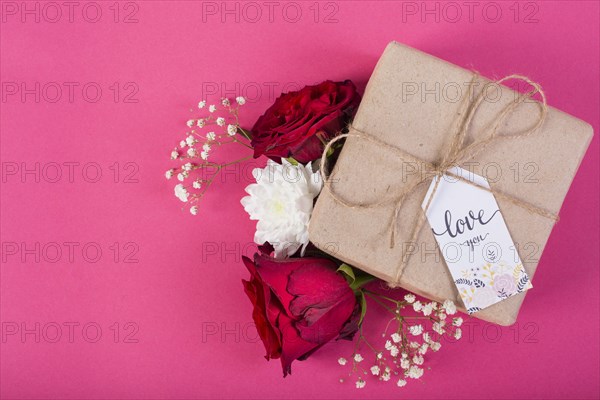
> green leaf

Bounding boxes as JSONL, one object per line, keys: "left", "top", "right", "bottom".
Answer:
{"left": 285, "top": 157, "right": 299, "bottom": 166}
{"left": 358, "top": 291, "right": 367, "bottom": 325}
{"left": 337, "top": 263, "right": 355, "bottom": 284}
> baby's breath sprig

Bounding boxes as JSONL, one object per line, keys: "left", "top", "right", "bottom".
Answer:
{"left": 338, "top": 291, "right": 463, "bottom": 389}
{"left": 166, "top": 96, "right": 251, "bottom": 215}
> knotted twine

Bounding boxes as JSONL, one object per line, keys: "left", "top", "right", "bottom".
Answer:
{"left": 319, "top": 75, "right": 559, "bottom": 285}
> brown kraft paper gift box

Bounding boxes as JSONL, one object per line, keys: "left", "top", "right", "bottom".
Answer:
{"left": 308, "top": 41, "right": 593, "bottom": 325}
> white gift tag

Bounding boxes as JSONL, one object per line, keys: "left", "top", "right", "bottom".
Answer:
{"left": 422, "top": 166, "right": 532, "bottom": 314}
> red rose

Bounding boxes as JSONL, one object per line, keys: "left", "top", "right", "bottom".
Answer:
{"left": 242, "top": 253, "right": 359, "bottom": 376}
{"left": 251, "top": 80, "right": 361, "bottom": 163}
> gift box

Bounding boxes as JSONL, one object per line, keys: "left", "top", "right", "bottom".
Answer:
{"left": 308, "top": 41, "right": 593, "bottom": 325}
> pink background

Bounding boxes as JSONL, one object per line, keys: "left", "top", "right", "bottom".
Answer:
{"left": 1, "top": 1, "right": 598, "bottom": 399}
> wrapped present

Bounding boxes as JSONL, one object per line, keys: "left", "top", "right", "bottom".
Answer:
{"left": 309, "top": 41, "right": 593, "bottom": 325}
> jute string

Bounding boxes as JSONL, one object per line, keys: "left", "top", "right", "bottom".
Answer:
{"left": 319, "top": 75, "right": 559, "bottom": 284}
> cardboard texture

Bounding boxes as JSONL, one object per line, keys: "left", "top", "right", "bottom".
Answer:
{"left": 309, "top": 42, "right": 593, "bottom": 325}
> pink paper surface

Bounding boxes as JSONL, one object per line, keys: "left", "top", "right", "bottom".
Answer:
{"left": 1, "top": 1, "right": 598, "bottom": 399}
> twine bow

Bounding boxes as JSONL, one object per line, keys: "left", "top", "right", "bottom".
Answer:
{"left": 319, "top": 74, "right": 559, "bottom": 284}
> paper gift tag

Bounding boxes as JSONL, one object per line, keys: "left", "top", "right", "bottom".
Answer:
{"left": 422, "top": 166, "right": 532, "bottom": 314}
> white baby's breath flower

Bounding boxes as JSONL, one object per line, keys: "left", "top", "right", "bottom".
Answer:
{"left": 389, "top": 346, "right": 399, "bottom": 357}
{"left": 186, "top": 119, "right": 195, "bottom": 128}
{"left": 452, "top": 317, "right": 463, "bottom": 327}
{"left": 180, "top": 140, "right": 187, "bottom": 148}
{"left": 193, "top": 180, "right": 202, "bottom": 189}
{"left": 409, "top": 324, "right": 423, "bottom": 336}
{"left": 174, "top": 184, "right": 189, "bottom": 202}
{"left": 454, "top": 328, "right": 462, "bottom": 340}
{"left": 170, "top": 150, "right": 179, "bottom": 160}
{"left": 209, "top": 105, "right": 216, "bottom": 113}
{"left": 187, "top": 148, "right": 196, "bottom": 157}
{"left": 418, "top": 343, "right": 428, "bottom": 355}
{"left": 400, "top": 358, "right": 410, "bottom": 369}
{"left": 196, "top": 119, "right": 205, "bottom": 128}
{"left": 355, "top": 378, "right": 366, "bottom": 389}
{"left": 385, "top": 340, "right": 393, "bottom": 350}
{"left": 381, "top": 371, "right": 391, "bottom": 381}
{"left": 338, "top": 357, "right": 347, "bottom": 366}
{"left": 430, "top": 342, "right": 441, "bottom": 352}
{"left": 240, "top": 160, "right": 322, "bottom": 258}
{"left": 422, "top": 303, "right": 434, "bottom": 316}
{"left": 404, "top": 293, "right": 416, "bottom": 303}
{"left": 206, "top": 131, "right": 216, "bottom": 141}
{"left": 432, "top": 322, "right": 444, "bottom": 335}
{"left": 412, "top": 301, "right": 422, "bottom": 312}
{"left": 198, "top": 100, "right": 206, "bottom": 109}
{"left": 353, "top": 353, "right": 363, "bottom": 363}
{"left": 200, "top": 151, "right": 209, "bottom": 160}
{"left": 216, "top": 117, "right": 225, "bottom": 126}
{"left": 227, "top": 124, "right": 237, "bottom": 136}
{"left": 443, "top": 299, "right": 457, "bottom": 315}
{"left": 202, "top": 143, "right": 211, "bottom": 152}
{"left": 221, "top": 98, "right": 230, "bottom": 106}
{"left": 165, "top": 169, "right": 174, "bottom": 179}
{"left": 407, "top": 365, "right": 423, "bottom": 379}
{"left": 391, "top": 333, "right": 401, "bottom": 343}
{"left": 183, "top": 162, "right": 193, "bottom": 171}
{"left": 412, "top": 355, "right": 424, "bottom": 365}
{"left": 236, "top": 96, "right": 246, "bottom": 105}
{"left": 177, "top": 173, "right": 185, "bottom": 182}
{"left": 190, "top": 205, "right": 198, "bottom": 215}
{"left": 397, "top": 379, "right": 407, "bottom": 387}
{"left": 370, "top": 365, "right": 380, "bottom": 375}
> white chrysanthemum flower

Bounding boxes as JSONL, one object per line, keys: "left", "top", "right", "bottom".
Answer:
{"left": 391, "top": 333, "right": 401, "bottom": 343}
{"left": 236, "top": 96, "right": 246, "bottom": 105}
{"left": 186, "top": 119, "right": 195, "bottom": 128}
{"left": 337, "top": 357, "right": 347, "bottom": 366}
{"left": 216, "top": 117, "right": 225, "bottom": 126}
{"left": 355, "top": 379, "right": 366, "bottom": 389}
{"left": 443, "top": 299, "right": 457, "bottom": 315}
{"left": 409, "top": 324, "right": 423, "bottom": 336}
{"left": 353, "top": 353, "right": 363, "bottom": 363}
{"left": 198, "top": 100, "right": 206, "bottom": 109}
{"left": 227, "top": 124, "right": 237, "bottom": 136}
{"left": 174, "top": 184, "right": 189, "bottom": 202}
{"left": 209, "top": 105, "right": 216, "bottom": 113}
{"left": 397, "top": 379, "right": 407, "bottom": 387}
{"left": 241, "top": 160, "right": 322, "bottom": 258}
{"left": 190, "top": 205, "right": 198, "bottom": 215}
{"left": 206, "top": 131, "right": 216, "bottom": 141}
{"left": 404, "top": 293, "right": 416, "bottom": 303}
{"left": 370, "top": 365, "right": 380, "bottom": 375}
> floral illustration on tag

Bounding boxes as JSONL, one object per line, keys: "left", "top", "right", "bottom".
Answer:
{"left": 456, "top": 262, "right": 532, "bottom": 314}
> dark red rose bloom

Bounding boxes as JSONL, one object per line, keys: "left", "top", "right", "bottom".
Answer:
{"left": 250, "top": 80, "right": 361, "bottom": 163}
{"left": 242, "top": 253, "right": 360, "bottom": 376}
